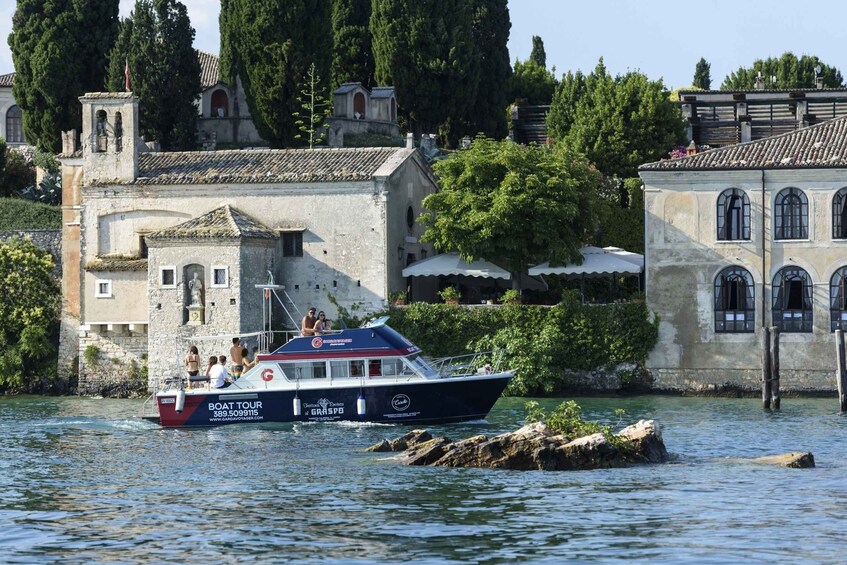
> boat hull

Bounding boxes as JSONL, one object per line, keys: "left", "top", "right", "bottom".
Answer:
{"left": 155, "top": 374, "right": 511, "bottom": 427}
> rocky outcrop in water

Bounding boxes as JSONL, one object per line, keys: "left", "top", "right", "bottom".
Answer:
{"left": 367, "top": 420, "right": 669, "bottom": 471}
{"left": 750, "top": 452, "right": 815, "bottom": 468}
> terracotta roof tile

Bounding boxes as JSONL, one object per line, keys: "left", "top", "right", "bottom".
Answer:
{"left": 197, "top": 50, "right": 220, "bottom": 89}
{"left": 86, "top": 256, "right": 147, "bottom": 272}
{"left": 132, "top": 146, "right": 408, "bottom": 185}
{"left": 146, "top": 205, "right": 276, "bottom": 241}
{"left": 640, "top": 116, "right": 847, "bottom": 171}
{"left": 0, "top": 72, "right": 14, "bottom": 87}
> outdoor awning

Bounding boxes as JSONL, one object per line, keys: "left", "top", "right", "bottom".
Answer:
{"left": 528, "top": 246, "right": 642, "bottom": 278}
{"left": 402, "top": 253, "right": 511, "bottom": 279}
{"left": 603, "top": 246, "right": 644, "bottom": 269}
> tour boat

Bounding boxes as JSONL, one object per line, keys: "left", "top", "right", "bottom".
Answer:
{"left": 143, "top": 317, "right": 512, "bottom": 427}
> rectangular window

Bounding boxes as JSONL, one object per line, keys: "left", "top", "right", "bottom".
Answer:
{"left": 160, "top": 266, "right": 176, "bottom": 288}
{"left": 95, "top": 279, "right": 112, "bottom": 298}
{"left": 282, "top": 232, "right": 303, "bottom": 257}
{"left": 211, "top": 266, "right": 229, "bottom": 288}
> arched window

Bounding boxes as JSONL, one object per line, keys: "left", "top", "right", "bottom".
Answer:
{"left": 353, "top": 92, "right": 366, "bottom": 119}
{"left": 5, "top": 106, "right": 23, "bottom": 143}
{"left": 774, "top": 187, "right": 808, "bottom": 240}
{"left": 95, "top": 110, "right": 108, "bottom": 152}
{"left": 114, "top": 112, "right": 123, "bottom": 153}
{"left": 833, "top": 188, "right": 847, "bottom": 239}
{"left": 716, "top": 188, "right": 750, "bottom": 241}
{"left": 714, "top": 266, "right": 755, "bottom": 333}
{"left": 211, "top": 89, "right": 229, "bottom": 117}
{"left": 772, "top": 266, "right": 813, "bottom": 332}
{"left": 830, "top": 266, "right": 847, "bottom": 331}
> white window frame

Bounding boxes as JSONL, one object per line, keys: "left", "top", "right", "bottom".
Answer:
{"left": 211, "top": 265, "right": 229, "bottom": 288}
{"left": 95, "top": 279, "right": 113, "bottom": 298}
{"left": 159, "top": 265, "right": 177, "bottom": 288}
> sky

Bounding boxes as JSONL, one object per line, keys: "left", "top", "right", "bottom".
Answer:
{"left": 0, "top": 0, "right": 846, "bottom": 90}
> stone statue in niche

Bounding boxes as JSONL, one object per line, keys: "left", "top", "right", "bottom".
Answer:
{"left": 188, "top": 272, "right": 203, "bottom": 306}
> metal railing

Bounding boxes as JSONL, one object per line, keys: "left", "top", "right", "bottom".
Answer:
{"left": 426, "top": 350, "right": 508, "bottom": 378}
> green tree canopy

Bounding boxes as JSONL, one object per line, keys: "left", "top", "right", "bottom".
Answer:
{"left": 220, "top": 0, "right": 332, "bottom": 147}
{"left": 511, "top": 59, "right": 557, "bottom": 105}
{"left": 0, "top": 238, "right": 60, "bottom": 390}
{"left": 371, "top": 0, "right": 479, "bottom": 145}
{"left": 9, "top": 0, "right": 119, "bottom": 152}
{"left": 529, "top": 35, "right": 546, "bottom": 68}
{"left": 106, "top": 0, "right": 201, "bottom": 150}
{"left": 460, "top": 0, "right": 512, "bottom": 139}
{"left": 421, "top": 137, "right": 602, "bottom": 286}
{"left": 721, "top": 52, "right": 844, "bottom": 90}
{"left": 547, "top": 59, "right": 687, "bottom": 179}
{"left": 693, "top": 57, "right": 711, "bottom": 90}
{"left": 331, "top": 0, "right": 374, "bottom": 89}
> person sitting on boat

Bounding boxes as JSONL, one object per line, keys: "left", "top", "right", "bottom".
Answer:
{"left": 210, "top": 355, "right": 232, "bottom": 389}
{"left": 301, "top": 307, "right": 317, "bottom": 336}
{"left": 204, "top": 355, "right": 217, "bottom": 379}
{"left": 314, "top": 311, "right": 330, "bottom": 335}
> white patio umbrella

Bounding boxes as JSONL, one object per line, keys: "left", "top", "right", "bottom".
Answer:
{"left": 402, "top": 253, "right": 511, "bottom": 279}
{"left": 528, "top": 246, "right": 641, "bottom": 277}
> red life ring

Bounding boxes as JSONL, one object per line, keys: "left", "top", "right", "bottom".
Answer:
{"left": 261, "top": 368, "right": 274, "bottom": 382}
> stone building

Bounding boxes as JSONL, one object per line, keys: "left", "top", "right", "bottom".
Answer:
{"left": 326, "top": 83, "right": 400, "bottom": 147}
{"left": 639, "top": 116, "right": 847, "bottom": 392}
{"left": 59, "top": 92, "right": 438, "bottom": 393}
{"left": 195, "top": 51, "right": 263, "bottom": 146}
{"left": 0, "top": 71, "right": 26, "bottom": 146}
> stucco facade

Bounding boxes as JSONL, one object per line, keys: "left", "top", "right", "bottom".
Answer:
{"left": 640, "top": 119, "right": 847, "bottom": 393}
{"left": 61, "top": 93, "right": 438, "bottom": 392}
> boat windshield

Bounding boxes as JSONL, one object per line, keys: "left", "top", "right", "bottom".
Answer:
{"left": 403, "top": 354, "right": 436, "bottom": 377}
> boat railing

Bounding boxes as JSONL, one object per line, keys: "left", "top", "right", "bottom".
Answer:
{"left": 426, "top": 350, "right": 507, "bottom": 378}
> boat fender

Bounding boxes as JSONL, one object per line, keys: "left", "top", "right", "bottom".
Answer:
{"left": 357, "top": 394, "right": 366, "bottom": 417}
{"left": 293, "top": 396, "right": 302, "bottom": 416}
{"left": 175, "top": 389, "right": 186, "bottom": 413}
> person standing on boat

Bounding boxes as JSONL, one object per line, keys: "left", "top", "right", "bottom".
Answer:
{"left": 210, "top": 355, "right": 231, "bottom": 389}
{"left": 301, "top": 307, "right": 317, "bottom": 336}
{"left": 184, "top": 345, "right": 200, "bottom": 381}
{"left": 313, "top": 311, "right": 330, "bottom": 335}
{"left": 229, "top": 337, "right": 244, "bottom": 379}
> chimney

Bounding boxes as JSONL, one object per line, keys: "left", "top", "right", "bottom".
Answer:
{"left": 686, "top": 140, "right": 698, "bottom": 156}
{"left": 405, "top": 132, "right": 414, "bottom": 149}
{"left": 755, "top": 72, "right": 765, "bottom": 90}
{"left": 61, "top": 129, "right": 79, "bottom": 155}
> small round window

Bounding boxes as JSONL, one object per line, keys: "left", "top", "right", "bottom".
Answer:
{"left": 406, "top": 206, "right": 415, "bottom": 229}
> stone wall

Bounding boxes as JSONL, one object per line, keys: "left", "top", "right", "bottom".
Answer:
{"left": 0, "top": 230, "right": 62, "bottom": 276}
{"left": 78, "top": 330, "right": 148, "bottom": 397}
{"left": 650, "top": 368, "right": 835, "bottom": 394}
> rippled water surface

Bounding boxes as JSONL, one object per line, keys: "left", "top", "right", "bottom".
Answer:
{"left": 2, "top": 395, "right": 846, "bottom": 563}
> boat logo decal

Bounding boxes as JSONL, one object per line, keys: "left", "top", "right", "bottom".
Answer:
{"left": 260, "top": 368, "right": 274, "bottom": 382}
{"left": 160, "top": 397, "right": 175, "bottom": 404}
{"left": 391, "top": 394, "right": 411, "bottom": 412}
{"left": 303, "top": 397, "right": 344, "bottom": 417}
{"left": 311, "top": 337, "right": 323, "bottom": 348}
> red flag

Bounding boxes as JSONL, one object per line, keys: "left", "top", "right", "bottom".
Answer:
{"left": 124, "top": 58, "right": 131, "bottom": 91}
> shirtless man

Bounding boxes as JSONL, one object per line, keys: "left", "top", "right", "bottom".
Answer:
{"left": 229, "top": 337, "right": 244, "bottom": 379}
{"left": 301, "top": 307, "right": 317, "bottom": 336}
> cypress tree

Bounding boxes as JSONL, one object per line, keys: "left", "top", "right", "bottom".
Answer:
{"left": 105, "top": 0, "right": 201, "bottom": 150}
{"left": 461, "top": 0, "right": 512, "bottom": 139}
{"left": 693, "top": 57, "right": 711, "bottom": 90}
{"left": 371, "top": 0, "right": 479, "bottom": 145}
{"left": 219, "top": 0, "right": 332, "bottom": 147}
{"left": 331, "top": 0, "right": 374, "bottom": 89}
{"left": 9, "top": 0, "right": 119, "bottom": 152}
{"left": 529, "top": 35, "right": 546, "bottom": 68}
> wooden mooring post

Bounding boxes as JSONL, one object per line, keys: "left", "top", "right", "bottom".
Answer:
{"left": 836, "top": 329, "right": 847, "bottom": 412}
{"left": 762, "top": 326, "right": 780, "bottom": 410}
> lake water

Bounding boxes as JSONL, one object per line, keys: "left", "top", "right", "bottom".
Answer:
{"left": 1, "top": 395, "right": 846, "bottom": 563}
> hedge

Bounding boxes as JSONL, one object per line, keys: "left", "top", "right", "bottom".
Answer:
{"left": 0, "top": 198, "right": 61, "bottom": 231}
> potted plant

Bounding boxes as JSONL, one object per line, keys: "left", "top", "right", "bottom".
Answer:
{"left": 500, "top": 289, "right": 521, "bottom": 305}
{"left": 438, "top": 286, "right": 461, "bottom": 304}
{"left": 388, "top": 290, "right": 407, "bottom": 306}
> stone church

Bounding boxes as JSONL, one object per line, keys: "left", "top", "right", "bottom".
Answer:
{"left": 59, "top": 93, "right": 438, "bottom": 394}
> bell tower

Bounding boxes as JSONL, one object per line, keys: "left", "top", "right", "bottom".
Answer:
{"left": 79, "top": 92, "right": 140, "bottom": 184}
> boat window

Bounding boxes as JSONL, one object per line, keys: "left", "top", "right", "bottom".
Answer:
{"left": 330, "top": 360, "right": 349, "bottom": 378}
{"left": 277, "top": 361, "right": 327, "bottom": 380}
{"left": 382, "top": 359, "right": 402, "bottom": 377}
{"left": 367, "top": 359, "right": 381, "bottom": 377}
{"left": 350, "top": 360, "right": 365, "bottom": 377}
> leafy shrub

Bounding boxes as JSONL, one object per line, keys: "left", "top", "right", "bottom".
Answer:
{"left": 0, "top": 198, "right": 61, "bottom": 230}
{"left": 20, "top": 176, "right": 61, "bottom": 206}
{"left": 83, "top": 345, "right": 101, "bottom": 367}
{"left": 526, "top": 400, "right": 631, "bottom": 450}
